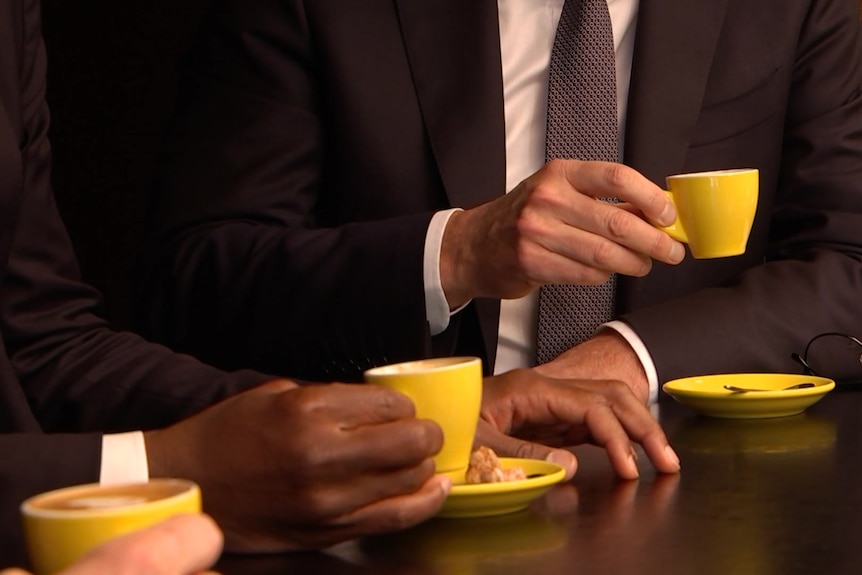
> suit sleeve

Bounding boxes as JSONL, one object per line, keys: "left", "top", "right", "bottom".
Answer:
{"left": 0, "top": 0, "right": 272, "bottom": 545}
{"left": 624, "top": 0, "right": 862, "bottom": 383}
{"left": 2, "top": 0, "right": 270, "bottom": 434}
{"left": 0, "top": 0, "right": 275, "bottom": 565}
{"left": 133, "top": 0, "right": 441, "bottom": 381}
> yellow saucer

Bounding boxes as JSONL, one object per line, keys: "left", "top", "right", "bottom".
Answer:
{"left": 662, "top": 373, "right": 835, "bottom": 419}
{"left": 438, "top": 458, "right": 566, "bottom": 519}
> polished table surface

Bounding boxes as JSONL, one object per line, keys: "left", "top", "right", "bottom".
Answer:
{"left": 216, "top": 389, "right": 862, "bottom": 575}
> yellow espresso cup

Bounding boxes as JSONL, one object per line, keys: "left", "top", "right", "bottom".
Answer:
{"left": 365, "top": 357, "right": 483, "bottom": 482}
{"left": 660, "top": 168, "right": 759, "bottom": 259}
{"left": 21, "top": 478, "right": 201, "bottom": 574}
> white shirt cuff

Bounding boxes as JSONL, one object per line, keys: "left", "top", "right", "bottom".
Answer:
{"left": 100, "top": 431, "right": 150, "bottom": 485}
{"left": 602, "top": 320, "right": 660, "bottom": 405}
{"left": 424, "top": 208, "right": 467, "bottom": 335}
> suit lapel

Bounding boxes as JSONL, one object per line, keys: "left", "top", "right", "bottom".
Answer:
{"left": 394, "top": 0, "right": 506, "bottom": 209}
{"left": 624, "top": 0, "right": 730, "bottom": 183}
{"left": 619, "top": 0, "right": 729, "bottom": 310}
{"left": 397, "top": 0, "right": 729, "bottom": 205}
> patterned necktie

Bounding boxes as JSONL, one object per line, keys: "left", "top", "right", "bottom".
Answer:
{"left": 536, "top": 0, "right": 618, "bottom": 365}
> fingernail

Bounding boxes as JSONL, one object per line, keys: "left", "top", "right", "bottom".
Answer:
{"left": 669, "top": 242, "right": 685, "bottom": 263}
{"left": 659, "top": 201, "right": 677, "bottom": 226}
{"left": 546, "top": 451, "right": 563, "bottom": 464}
{"left": 627, "top": 453, "right": 639, "bottom": 478}
{"left": 630, "top": 445, "right": 639, "bottom": 461}
{"left": 438, "top": 475, "right": 453, "bottom": 495}
{"left": 665, "top": 445, "right": 681, "bottom": 469}
{"left": 546, "top": 450, "right": 577, "bottom": 479}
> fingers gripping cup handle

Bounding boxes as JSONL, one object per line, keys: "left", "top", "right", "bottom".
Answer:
{"left": 657, "top": 168, "right": 759, "bottom": 259}
{"left": 658, "top": 190, "right": 688, "bottom": 244}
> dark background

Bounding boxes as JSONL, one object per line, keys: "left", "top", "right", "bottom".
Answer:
{"left": 41, "top": 0, "right": 212, "bottom": 330}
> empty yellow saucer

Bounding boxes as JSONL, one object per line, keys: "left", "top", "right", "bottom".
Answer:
{"left": 662, "top": 373, "right": 835, "bottom": 419}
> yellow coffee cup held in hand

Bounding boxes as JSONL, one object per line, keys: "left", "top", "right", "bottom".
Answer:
{"left": 365, "top": 357, "right": 483, "bottom": 483}
{"left": 21, "top": 478, "right": 201, "bottom": 574}
{"left": 659, "top": 168, "right": 759, "bottom": 259}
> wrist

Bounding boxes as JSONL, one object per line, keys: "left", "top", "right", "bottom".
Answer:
{"left": 144, "top": 426, "right": 196, "bottom": 480}
{"left": 592, "top": 331, "right": 650, "bottom": 401}
{"left": 439, "top": 209, "right": 474, "bottom": 308}
{"left": 143, "top": 429, "right": 170, "bottom": 478}
{"left": 535, "top": 330, "right": 651, "bottom": 403}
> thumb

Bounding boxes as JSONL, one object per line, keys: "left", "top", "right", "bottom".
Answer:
{"left": 475, "top": 421, "right": 578, "bottom": 480}
{"left": 61, "top": 514, "right": 223, "bottom": 575}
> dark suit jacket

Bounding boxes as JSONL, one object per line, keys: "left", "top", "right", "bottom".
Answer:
{"left": 137, "top": 0, "right": 862, "bottom": 384}
{"left": 0, "top": 0, "right": 269, "bottom": 566}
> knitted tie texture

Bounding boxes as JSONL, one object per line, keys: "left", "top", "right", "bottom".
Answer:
{"left": 536, "top": 0, "right": 618, "bottom": 365}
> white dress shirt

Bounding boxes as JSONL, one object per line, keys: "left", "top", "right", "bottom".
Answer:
{"left": 423, "top": 0, "right": 659, "bottom": 404}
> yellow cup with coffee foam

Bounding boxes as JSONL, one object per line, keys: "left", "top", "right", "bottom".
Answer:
{"left": 21, "top": 478, "right": 201, "bottom": 574}
{"left": 660, "top": 168, "right": 759, "bottom": 259}
{"left": 365, "top": 357, "right": 483, "bottom": 483}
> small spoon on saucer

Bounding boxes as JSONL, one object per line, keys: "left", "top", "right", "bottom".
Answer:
{"left": 723, "top": 383, "right": 816, "bottom": 393}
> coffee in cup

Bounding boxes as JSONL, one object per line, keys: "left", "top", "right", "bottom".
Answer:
{"left": 659, "top": 168, "right": 759, "bottom": 259}
{"left": 365, "top": 357, "right": 483, "bottom": 482}
{"left": 21, "top": 478, "right": 201, "bottom": 574}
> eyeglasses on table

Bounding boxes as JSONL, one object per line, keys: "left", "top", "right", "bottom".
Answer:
{"left": 792, "top": 332, "right": 862, "bottom": 388}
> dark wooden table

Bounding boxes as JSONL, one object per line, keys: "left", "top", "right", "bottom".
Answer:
{"left": 217, "top": 389, "right": 862, "bottom": 575}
